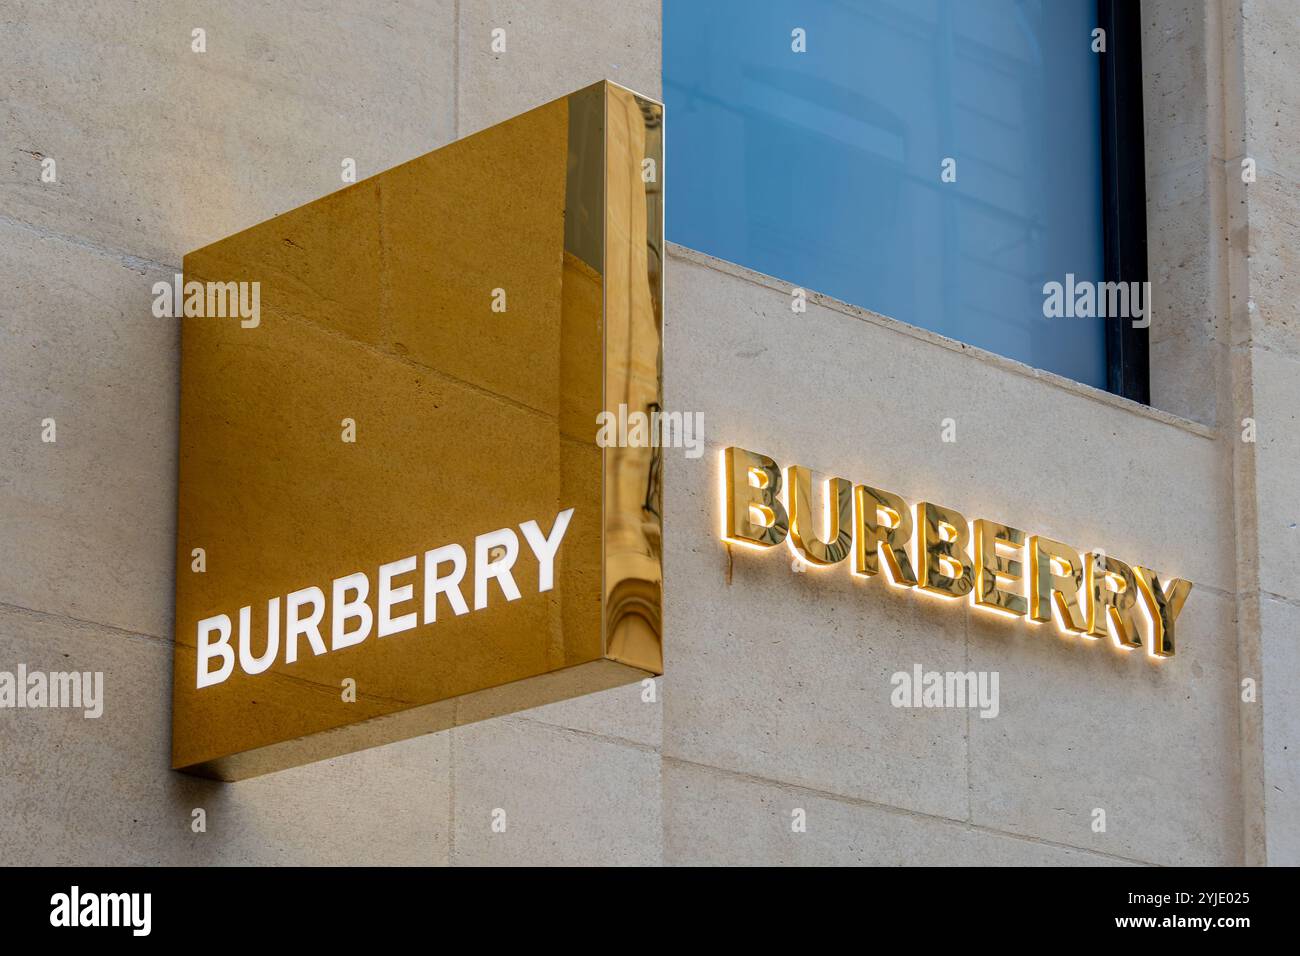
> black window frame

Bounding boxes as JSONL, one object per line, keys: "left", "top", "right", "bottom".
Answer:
{"left": 1098, "top": 0, "right": 1150, "bottom": 404}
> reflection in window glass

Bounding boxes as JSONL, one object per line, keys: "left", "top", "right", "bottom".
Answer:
{"left": 664, "top": 0, "right": 1107, "bottom": 388}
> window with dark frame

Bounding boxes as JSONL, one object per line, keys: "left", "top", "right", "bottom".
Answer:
{"left": 1099, "top": 0, "right": 1150, "bottom": 403}
{"left": 665, "top": 0, "right": 1152, "bottom": 402}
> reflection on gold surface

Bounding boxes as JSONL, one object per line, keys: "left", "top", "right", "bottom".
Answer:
{"left": 604, "top": 85, "right": 664, "bottom": 673}
{"left": 852, "top": 484, "right": 918, "bottom": 586}
{"left": 1028, "top": 536, "right": 1087, "bottom": 633}
{"left": 916, "top": 502, "right": 975, "bottom": 598}
{"left": 1133, "top": 567, "right": 1192, "bottom": 658}
{"left": 973, "top": 519, "right": 1027, "bottom": 617}
{"left": 717, "top": 447, "right": 1190, "bottom": 658}
{"left": 718, "top": 447, "right": 1191, "bottom": 662}
{"left": 722, "top": 446, "right": 789, "bottom": 548}
{"left": 1085, "top": 553, "right": 1144, "bottom": 649}
{"left": 787, "top": 466, "right": 853, "bottom": 565}
{"left": 173, "top": 82, "right": 663, "bottom": 780}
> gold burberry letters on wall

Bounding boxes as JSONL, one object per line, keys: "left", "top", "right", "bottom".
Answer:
{"left": 722, "top": 446, "right": 1191, "bottom": 659}
{"left": 172, "top": 83, "right": 664, "bottom": 780}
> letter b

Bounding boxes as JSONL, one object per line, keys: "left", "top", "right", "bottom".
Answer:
{"left": 723, "top": 447, "right": 788, "bottom": 548}
{"left": 197, "top": 614, "right": 235, "bottom": 688}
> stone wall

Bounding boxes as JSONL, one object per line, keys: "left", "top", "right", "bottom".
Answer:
{"left": 1, "top": 0, "right": 1293, "bottom": 865}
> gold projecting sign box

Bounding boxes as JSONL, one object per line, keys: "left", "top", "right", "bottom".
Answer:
{"left": 172, "top": 82, "right": 664, "bottom": 780}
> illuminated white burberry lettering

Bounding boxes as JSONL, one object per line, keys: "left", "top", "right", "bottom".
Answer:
{"left": 195, "top": 508, "right": 574, "bottom": 688}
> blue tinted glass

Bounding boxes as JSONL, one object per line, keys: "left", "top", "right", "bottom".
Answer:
{"left": 664, "top": 0, "right": 1107, "bottom": 389}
